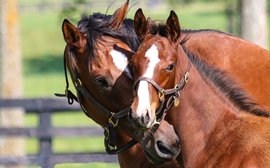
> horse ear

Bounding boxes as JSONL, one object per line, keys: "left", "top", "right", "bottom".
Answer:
{"left": 166, "top": 11, "right": 181, "bottom": 43}
{"left": 109, "top": 0, "right": 129, "bottom": 30}
{"left": 62, "top": 19, "right": 84, "bottom": 49}
{"left": 134, "top": 8, "right": 148, "bottom": 41}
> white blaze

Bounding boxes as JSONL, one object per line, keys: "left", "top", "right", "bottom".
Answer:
{"left": 110, "top": 49, "right": 132, "bottom": 79}
{"left": 136, "top": 45, "right": 160, "bottom": 121}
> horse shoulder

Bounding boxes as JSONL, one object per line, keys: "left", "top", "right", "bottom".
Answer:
{"left": 237, "top": 115, "right": 269, "bottom": 167}
{"left": 194, "top": 113, "right": 269, "bottom": 168}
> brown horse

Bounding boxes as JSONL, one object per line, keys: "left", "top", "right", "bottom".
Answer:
{"left": 130, "top": 9, "right": 269, "bottom": 167}
{"left": 60, "top": 1, "right": 180, "bottom": 167}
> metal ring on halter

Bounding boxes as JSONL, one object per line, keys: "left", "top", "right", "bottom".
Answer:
{"left": 174, "top": 84, "right": 180, "bottom": 90}
{"left": 104, "top": 127, "right": 110, "bottom": 140}
{"left": 104, "top": 127, "right": 117, "bottom": 150}
{"left": 108, "top": 142, "right": 117, "bottom": 150}
{"left": 74, "top": 78, "right": 82, "bottom": 87}
{"left": 109, "top": 112, "right": 119, "bottom": 127}
{"left": 184, "top": 72, "right": 190, "bottom": 83}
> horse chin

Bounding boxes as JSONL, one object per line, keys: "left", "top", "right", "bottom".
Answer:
{"left": 144, "top": 150, "right": 169, "bottom": 165}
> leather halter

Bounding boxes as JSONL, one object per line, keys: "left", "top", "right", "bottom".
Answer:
{"left": 133, "top": 62, "right": 191, "bottom": 122}
{"left": 55, "top": 48, "right": 137, "bottom": 154}
{"left": 55, "top": 47, "right": 161, "bottom": 154}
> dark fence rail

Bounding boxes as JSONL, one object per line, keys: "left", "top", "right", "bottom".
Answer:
{"left": 0, "top": 98, "right": 118, "bottom": 168}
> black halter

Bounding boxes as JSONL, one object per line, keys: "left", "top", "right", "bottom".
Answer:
{"left": 55, "top": 49, "right": 137, "bottom": 154}
{"left": 55, "top": 48, "right": 162, "bottom": 154}
{"left": 133, "top": 62, "right": 191, "bottom": 122}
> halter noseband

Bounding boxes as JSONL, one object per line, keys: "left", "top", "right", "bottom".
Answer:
{"left": 133, "top": 62, "right": 191, "bottom": 121}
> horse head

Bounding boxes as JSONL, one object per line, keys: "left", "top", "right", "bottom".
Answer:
{"left": 130, "top": 9, "right": 189, "bottom": 129}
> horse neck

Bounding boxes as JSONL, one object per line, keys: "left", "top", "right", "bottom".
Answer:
{"left": 168, "top": 48, "right": 241, "bottom": 166}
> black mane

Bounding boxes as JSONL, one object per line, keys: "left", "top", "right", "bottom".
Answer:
{"left": 147, "top": 21, "right": 169, "bottom": 38}
{"left": 183, "top": 47, "right": 269, "bottom": 117}
{"left": 77, "top": 12, "right": 139, "bottom": 58}
{"left": 147, "top": 21, "right": 191, "bottom": 45}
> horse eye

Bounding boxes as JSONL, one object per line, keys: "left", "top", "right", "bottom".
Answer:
{"left": 95, "top": 77, "right": 111, "bottom": 90}
{"left": 166, "top": 63, "right": 176, "bottom": 71}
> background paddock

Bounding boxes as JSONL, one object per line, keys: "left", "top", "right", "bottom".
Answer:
{"left": 0, "top": 98, "right": 118, "bottom": 168}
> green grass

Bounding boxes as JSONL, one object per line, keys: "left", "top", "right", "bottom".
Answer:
{"left": 53, "top": 137, "right": 104, "bottom": 153}
{"left": 18, "top": 1, "right": 269, "bottom": 167}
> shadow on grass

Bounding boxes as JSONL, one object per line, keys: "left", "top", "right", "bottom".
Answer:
{"left": 24, "top": 54, "right": 64, "bottom": 75}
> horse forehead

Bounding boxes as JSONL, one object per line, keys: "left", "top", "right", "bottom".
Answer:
{"left": 145, "top": 44, "right": 160, "bottom": 64}
{"left": 140, "top": 44, "right": 160, "bottom": 79}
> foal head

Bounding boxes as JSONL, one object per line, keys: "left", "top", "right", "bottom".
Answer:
{"left": 61, "top": 2, "right": 180, "bottom": 164}
{"left": 130, "top": 9, "right": 187, "bottom": 129}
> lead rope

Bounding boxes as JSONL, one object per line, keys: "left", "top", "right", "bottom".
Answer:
{"left": 55, "top": 55, "right": 78, "bottom": 105}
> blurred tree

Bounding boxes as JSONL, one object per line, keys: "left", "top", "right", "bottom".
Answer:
{"left": 167, "top": 0, "right": 195, "bottom": 6}
{"left": 225, "top": 0, "right": 241, "bottom": 35}
{"left": 241, "top": 0, "right": 268, "bottom": 48}
{"left": 60, "top": 0, "right": 88, "bottom": 23}
{"left": 0, "top": 0, "right": 24, "bottom": 168}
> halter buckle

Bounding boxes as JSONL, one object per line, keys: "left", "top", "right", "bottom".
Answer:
{"left": 109, "top": 112, "right": 119, "bottom": 127}
{"left": 158, "top": 89, "right": 165, "bottom": 101}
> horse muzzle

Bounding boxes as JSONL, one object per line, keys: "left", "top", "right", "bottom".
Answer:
{"left": 140, "top": 120, "right": 181, "bottom": 165}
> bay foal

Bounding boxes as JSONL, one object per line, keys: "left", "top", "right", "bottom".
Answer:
{"left": 130, "top": 9, "right": 269, "bottom": 167}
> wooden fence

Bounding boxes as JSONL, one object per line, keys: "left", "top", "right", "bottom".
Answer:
{"left": 0, "top": 98, "right": 118, "bottom": 168}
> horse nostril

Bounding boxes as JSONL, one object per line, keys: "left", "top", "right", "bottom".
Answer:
{"left": 157, "top": 141, "right": 173, "bottom": 156}
{"left": 145, "top": 110, "right": 150, "bottom": 122}
{"left": 141, "top": 110, "right": 150, "bottom": 125}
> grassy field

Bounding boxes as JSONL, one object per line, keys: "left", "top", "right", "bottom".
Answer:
{"left": 17, "top": 0, "right": 268, "bottom": 167}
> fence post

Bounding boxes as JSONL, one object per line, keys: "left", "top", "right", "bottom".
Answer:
{"left": 38, "top": 110, "right": 53, "bottom": 168}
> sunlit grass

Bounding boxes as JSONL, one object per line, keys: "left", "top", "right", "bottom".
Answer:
{"left": 24, "top": 74, "right": 63, "bottom": 97}
{"left": 53, "top": 137, "right": 104, "bottom": 153}
{"left": 52, "top": 112, "right": 96, "bottom": 127}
